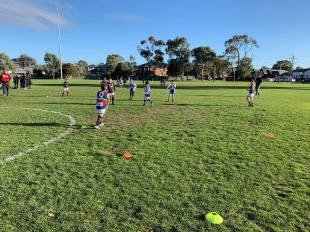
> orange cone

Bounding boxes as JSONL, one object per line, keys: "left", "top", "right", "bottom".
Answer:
{"left": 123, "top": 152, "right": 133, "bottom": 159}
{"left": 266, "top": 132, "right": 275, "bottom": 138}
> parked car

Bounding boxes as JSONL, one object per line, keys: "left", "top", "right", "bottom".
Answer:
{"left": 264, "top": 78, "right": 275, "bottom": 82}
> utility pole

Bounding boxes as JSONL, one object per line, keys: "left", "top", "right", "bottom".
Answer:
{"left": 290, "top": 55, "right": 295, "bottom": 81}
{"left": 57, "top": 0, "right": 63, "bottom": 80}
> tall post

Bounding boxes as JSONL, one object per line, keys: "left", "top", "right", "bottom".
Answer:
{"left": 57, "top": 0, "right": 63, "bottom": 80}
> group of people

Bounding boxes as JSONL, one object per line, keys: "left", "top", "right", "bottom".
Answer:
{"left": 1, "top": 71, "right": 32, "bottom": 97}
{"left": 93, "top": 78, "right": 177, "bottom": 129}
{"left": 13, "top": 73, "right": 32, "bottom": 89}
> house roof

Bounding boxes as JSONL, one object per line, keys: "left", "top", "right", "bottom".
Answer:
{"left": 292, "top": 68, "right": 310, "bottom": 73}
{"left": 271, "top": 69, "right": 289, "bottom": 74}
{"left": 138, "top": 63, "right": 168, "bottom": 68}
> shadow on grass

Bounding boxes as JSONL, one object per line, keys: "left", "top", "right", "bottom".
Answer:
{"left": 188, "top": 95, "right": 244, "bottom": 98}
{"left": 33, "top": 83, "right": 99, "bottom": 88}
{"left": 0, "top": 122, "right": 63, "bottom": 127}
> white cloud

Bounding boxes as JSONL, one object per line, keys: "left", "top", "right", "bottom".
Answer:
{"left": 0, "top": 0, "right": 69, "bottom": 29}
{"left": 104, "top": 13, "right": 147, "bottom": 22}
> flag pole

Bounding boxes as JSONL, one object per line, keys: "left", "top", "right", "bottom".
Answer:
{"left": 57, "top": 0, "right": 63, "bottom": 80}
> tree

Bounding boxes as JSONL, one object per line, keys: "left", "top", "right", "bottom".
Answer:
{"left": 106, "top": 54, "right": 124, "bottom": 75}
{"left": 225, "top": 35, "right": 259, "bottom": 68}
{"left": 213, "top": 56, "right": 231, "bottom": 80}
{"left": 44, "top": 53, "right": 60, "bottom": 79}
{"left": 138, "top": 36, "right": 166, "bottom": 78}
{"left": 261, "top": 66, "right": 269, "bottom": 70}
{"left": 17, "top": 54, "right": 37, "bottom": 68}
{"left": 272, "top": 60, "right": 293, "bottom": 72}
{"left": 113, "top": 62, "right": 131, "bottom": 78}
{"left": 128, "top": 55, "right": 137, "bottom": 69}
{"left": 63, "top": 63, "right": 81, "bottom": 78}
{"left": 240, "top": 57, "right": 254, "bottom": 80}
{"left": 166, "top": 36, "right": 191, "bottom": 78}
{"left": 0, "top": 53, "right": 16, "bottom": 72}
{"left": 192, "top": 46, "right": 217, "bottom": 79}
{"left": 77, "top": 60, "right": 88, "bottom": 77}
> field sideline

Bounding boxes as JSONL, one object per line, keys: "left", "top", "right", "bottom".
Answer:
{"left": 0, "top": 80, "right": 309, "bottom": 231}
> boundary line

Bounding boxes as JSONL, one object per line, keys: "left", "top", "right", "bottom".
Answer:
{"left": 0, "top": 108, "right": 76, "bottom": 165}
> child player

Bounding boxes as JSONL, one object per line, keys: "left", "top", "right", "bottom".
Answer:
{"left": 62, "top": 78, "right": 70, "bottom": 96}
{"left": 107, "top": 78, "right": 116, "bottom": 105}
{"left": 167, "top": 80, "right": 176, "bottom": 102}
{"left": 95, "top": 84, "right": 111, "bottom": 130}
{"left": 246, "top": 80, "right": 256, "bottom": 107}
{"left": 129, "top": 79, "right": 137, "bottom": 100}
{"left": 143, "top": 81, "right": 153, "bottom": 106}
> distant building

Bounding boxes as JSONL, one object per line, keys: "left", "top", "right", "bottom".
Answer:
{"left": 87, "top": 64, "right": 107, "bottom": 79}
{"left": 303, "top": 69, "right": 310, "bottom": 82}
{"left": 15, "top": 67, "right": 33, "bottom": 75}
{"left": 292, "top": 68, "right": 310, "bottom": 81}
{"left": 135, "top": 63, "right": 168, "bottom": 80}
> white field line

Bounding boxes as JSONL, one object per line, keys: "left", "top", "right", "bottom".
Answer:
{"left": 0, "top": 108, "right": 76, "bottom": 165}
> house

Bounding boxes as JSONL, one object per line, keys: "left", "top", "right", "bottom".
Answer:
{"left": 87, "top": 64, "right": 107, "bottom": 79}
{"left": 270, "top": 69, "right": 291, "bottom": 81}
{"left": 303, "top": 69, "right": 310, "bottom": 82}
{"left": 135, "top": 63, "right": 168, "bottom": 80}
{"left": 292, "top": 68, "right": 310, "bottom": 81}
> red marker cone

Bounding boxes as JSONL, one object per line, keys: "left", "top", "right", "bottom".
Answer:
{"left": 123, "top": 152, "right": 133, "bottom": 159}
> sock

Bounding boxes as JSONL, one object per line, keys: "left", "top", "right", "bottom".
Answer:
{"left": 96, "top": 115, "right": 103, "bottom": 126}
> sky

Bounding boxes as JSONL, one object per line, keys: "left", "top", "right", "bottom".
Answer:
{"left": 1, "top": 0, "right": 310, "bottom": 68}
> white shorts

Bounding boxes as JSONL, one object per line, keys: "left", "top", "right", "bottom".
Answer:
{"left": 97, "top": 109, "right": 107, "bottom": 114}
{"left": 247, "top": 93, "right": 254, "bottom": 97}
{"left": 63, "top": 88, "right": 69, "bottom": 92}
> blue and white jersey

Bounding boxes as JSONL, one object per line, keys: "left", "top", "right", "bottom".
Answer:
{"left": 169, "top": 83, "right": 176, "bottom": 94}
{"left": 145, "top": 85, "right": 151, "bottom": 97}
{"left": 129, "top": 82, "right": 136, "bottom": 91}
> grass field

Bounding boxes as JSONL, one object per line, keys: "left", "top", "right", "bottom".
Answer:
{"left": 0, "top": 80, "right": 309, "bottom": 232}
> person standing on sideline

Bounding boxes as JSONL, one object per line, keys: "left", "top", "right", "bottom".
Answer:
{"left": 13, "top": 74, "right": 18, "bottom": 89}
{"left": 255, "top": 74, "right": 263, "bottom": 96}
{"left": 129, "top": 79, "right": 137, "bottom": 100}
{"left": 107, "top": 78, "right": 116, "bottom": 105}
{"left": 167, "top": 80, "right": 177, "bottom": 103}
{"left": 1, "top": 71, "right": 11, "bottom": 96}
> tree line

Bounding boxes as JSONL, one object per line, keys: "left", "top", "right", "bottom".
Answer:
{"left": 0, "top": 34, "right": 299, "bottom": 80}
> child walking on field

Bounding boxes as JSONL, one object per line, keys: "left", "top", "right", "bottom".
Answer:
{"left": 246, "top": 80, "right": 256, "bottom": 107}
{"left": 95, "top": 84, "right": 111, "bottom": 130}
{"left": 143, "top": 81, "right": 153, "bottom": 106}
{"left": 129, "top": 79, "right": 137, "bottom": 100}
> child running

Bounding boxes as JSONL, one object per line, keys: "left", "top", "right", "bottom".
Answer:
{"left": 95, "top": 84, "right": 111, "bottom": 130}
{"left": 62, "top": 79, "right": 70, "bottom": 96}
{"left": 246, "top": 80, "right": 256, "bottom": 107}
{"left": 129, "top": 79, "right": 137, "bottom": 100}
{"left": 143, "top": 81, "right": 153, "bottom": 106}
{"left": 167, "top": 80, "right": 176, "bottom": 102}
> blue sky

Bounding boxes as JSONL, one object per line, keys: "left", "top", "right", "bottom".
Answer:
{"left": 1, "top": 0, "right": 310, "bottom": 68}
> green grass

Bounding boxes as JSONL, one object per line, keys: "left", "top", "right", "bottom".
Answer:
{"left": 0, "top": 80, "right": 309, "bottom": 232}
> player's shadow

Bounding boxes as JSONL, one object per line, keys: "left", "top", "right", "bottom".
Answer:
{"left": 0, "top": 122, "right": 64, "bottom": 127}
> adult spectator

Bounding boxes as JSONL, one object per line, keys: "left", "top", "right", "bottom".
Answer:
{"left": 255, "top": 74, "right": 263, "bottom": 96}
{"left": 1, "top": 71, "right": 11, "bottom": 96}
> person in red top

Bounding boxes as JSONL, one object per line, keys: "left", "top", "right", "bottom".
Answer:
{"left": 1, "top": 71, "right": 11, "bottom": 96}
